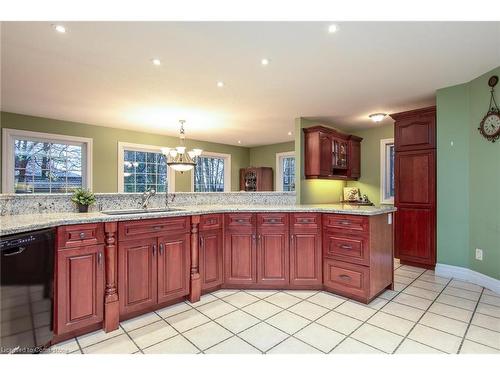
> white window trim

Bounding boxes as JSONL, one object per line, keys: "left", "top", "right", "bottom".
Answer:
{"left": 380, "top": 138, "right": 395, "bottom": 205}
{"left": 191, "top": 151, "right": 231, "bottom": 192}
{"left": 275, "top": 151, "right": 295, "bottom": 192}
{"left": 2, "top": 128, "right": 93, "bottom": 193}
{"left": 117, "top": 142, "right": 175, "bottom": 193}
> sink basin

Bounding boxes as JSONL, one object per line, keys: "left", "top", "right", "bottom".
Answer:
{"left": 101, "top": 207, "right": 184, "bottom": 215}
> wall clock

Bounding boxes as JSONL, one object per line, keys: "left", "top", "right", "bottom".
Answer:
{"left": 478, "top": 75, "right": 500, "bottom": 143}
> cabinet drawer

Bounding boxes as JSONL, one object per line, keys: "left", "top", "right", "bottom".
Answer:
{"left": 323, "top": 259, "right": 369, "bottom": 299}
{"left": 323, "top": 214, "right": 369, "bottom": 234}
{"left": 225, "top": 213, "right": 255, "bottom": 229}
{"left": 199, "top": 214, "right": 223, "bottom": 231}
{"left": 291, "top": 213, "right": 320, "bottom": 229}
{"left": 323, "top": 232, "right": 369, "bottom": 265}
{"left": 118, "top": 216, "right": 190, "bottom": 241}
{"left": 257, "top": 213, "right": 288, "bottom": 228}
{"left": 57, "top": 223, "right": 104, "bottom": 249}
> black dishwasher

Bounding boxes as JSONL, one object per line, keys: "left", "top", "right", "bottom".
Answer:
{"left": 0, "top": 229, "right": 55, "bottom": 354}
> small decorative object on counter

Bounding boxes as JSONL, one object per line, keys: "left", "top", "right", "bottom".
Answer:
{"left": 71, "top": 188, "right": 96, "bottom": 213}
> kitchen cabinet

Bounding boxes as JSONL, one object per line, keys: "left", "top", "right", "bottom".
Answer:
{"left": 117, "top": 217, "right": 191, "bottom": 318}
{"left": 289, "top": 213, "right": 322, "bottom": 287}
{"left": 303, "top": 126, "right": 362, "bottom": 180}
{"left": 199, "top": 214, "right": 224, "bottom": 292}
{"left": 240, "top": 167, "right": 273, "bottom": 191}
{"left": 392, "top": 106, "right": 436, "bottom": 268}
{"left": 55, "top": 225, "right": 105, "bottom": 336}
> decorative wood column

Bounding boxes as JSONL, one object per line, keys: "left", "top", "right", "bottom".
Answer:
{"left": 188, "top": 215, "right": 201, "bottom": 303}
{"left": 103, "top": 222, "right": 120, "bottom": 332}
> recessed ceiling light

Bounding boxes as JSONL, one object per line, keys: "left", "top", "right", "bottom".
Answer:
{"left": 151, "top": 58, "right": 161, "bottom": 66}
{"left": 369, "top": 113, "right": 387, "bottom": 123}
{"left": 328, "top": 24, "right": 338, "bottom": 33}
{"left": 237, "top": 140, "right": 242, "bottom": 144}
{"left": 261, "top": 58, "right": 270, "bottom": 66}
{"left": 288, "top": 131, "right": 292, "bottom": 136}
{"left": 217, "top": 81, "right": 224, "bottom": 88}
{"left": 52, "top": 24, "right": 66, "bottom": 33}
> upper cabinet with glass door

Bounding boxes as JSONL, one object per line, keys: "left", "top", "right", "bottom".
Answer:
{"left": 303, "top": 126, "right": 362, "bottom": 180}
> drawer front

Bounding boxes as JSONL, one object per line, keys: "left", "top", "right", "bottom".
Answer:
{"left": 57, "top": 223, "right": 105, "bottom": 248}
{"left": 257, "top": 213, "right": 288, "bottom": 228}
{"left": 323, "top": 259, "right": 369, "bottom": 299}
{"left": 118, "top": 216, "right": 190, "bottom": 241}
{"left": 225, "top": 213, "right": 255, "bottom": 230}
{"left": 291, "top": 213, "right": 320, "bottom": 230}
{"left": 323, "top": 232, "right": 369, "bottom": 265}
{"left": 322, "top": 214, "right": 369, "bottom": 234}
{"left": 199, "top": 214, "right": 223, "bottom": 231}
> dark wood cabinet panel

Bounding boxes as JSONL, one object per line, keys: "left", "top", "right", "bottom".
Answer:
{"left": 199, "top": 229, "right": 223, "bottom": 291}
{"left": 57, "top": 223, "right": 104, "bottom": 249}
{"left": 290, "top": 232, "right": 322, "bottom": 287}
{"left": 118, "top": 238, "right": 158, "bottom": 316}
{"left": 157, "top": 233, "right": 190, "bottom": 304}
{"left": 118, "top": 217, "right": 189, "bottom": 241}
{"left": 257, "top": 231, "right": 289, "bottom": 286}
{"left": 240, "top": 167, "right": 273, "bottom": 191}
{"left": 55, "top": 245, "right": 104, "bottom": 335}
{"left": 303, "top": 126, "right": 362, "bottom": 180}
{"left": 224, "top": 232, "right": 257, "bottom": 285}
{"left": 323, "top": 231, "right": 369, "bottom": 266}
{"left": 392, "top": 107, "right": 436, "bottom": 151}
{"left": 323, "top": 258, "right": 369, "bottom": 300}
{"left": 395, "top": 149, "right": 435, "bottom": 206}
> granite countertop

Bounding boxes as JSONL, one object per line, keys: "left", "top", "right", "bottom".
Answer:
{"left": 0, "top": 204, "right": 396, "bottom": 236}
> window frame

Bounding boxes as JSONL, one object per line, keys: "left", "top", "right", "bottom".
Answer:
{"left": 2, "top": 128, "right": 93, "bottom": 193}
{"left": 275, "top": 151, "right": 296, "bottom": 192}
{"left": 191, "top": 151, "right": 231, "bottom": 192}
{"left": 380, "top": 138, "right": 395, "bottom": 205}
{"left": 117, "top": 142, "right": 175, "bottom": 193}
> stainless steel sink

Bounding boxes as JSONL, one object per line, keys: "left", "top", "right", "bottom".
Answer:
{"left": 101, "top": 207, "right": 184, "bottom": 215}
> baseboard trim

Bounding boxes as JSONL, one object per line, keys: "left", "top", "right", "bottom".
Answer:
{"left": 435, "top": 263, "right": 500, "bottom": 295}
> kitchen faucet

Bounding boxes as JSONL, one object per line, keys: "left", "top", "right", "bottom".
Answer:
{"left": 141, "top": 188, "right": 156, "bottom": 209}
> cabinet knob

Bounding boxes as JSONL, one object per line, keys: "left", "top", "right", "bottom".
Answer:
{"left": 152, "top": 245, "right": 157, "bottom": 256}
{"left": 339, "top": 274, "right": 351, "bottom": 280}
{"left": 339, "top": 244, "right": 353, "bottom": 250}
{"left": 159, "top": 243, "right": 164, "bottom": 255}
{"left": 98, "top": 252, "right": 103, "bottom": 265}
{"left": 79, "top": 232, "right": 85, "bottom": 239}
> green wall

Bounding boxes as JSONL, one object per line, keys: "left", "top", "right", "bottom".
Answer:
{"left": 0, "top": 112, "right": 250, "bottom": 193}
{"left": 248, "top": 141, "right": 294, "bottom": 190}
{"left": 437, "top": 65, "right": 500, "bottom": 279}
{"left": 347, "top": 124, "right": 394, "bottom": 206}
{"left": 295, "top": 117, "right": 345, "bottom": 204}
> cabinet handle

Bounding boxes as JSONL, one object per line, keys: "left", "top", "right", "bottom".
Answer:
{"left": 338, "top": 220, "right": 351, "bottom": 225}
{"left": 159, "top": 243, "right": 164, "bottom": 255}
{"left": 152, "top": 245, "right": 157, "bottom": 256}
{"left": 236, "top": 219, "right": 246, "bottom": 223}
{"left": 268, "top": 219, "right": 278, "bottom": 223}
{"left": 79, "top": 232, "right": 85, "bottom": 239}
{"left": 200, "top": 237, "right": 204, "bottom": 248}
{"left": 299, "top": 219, "right": 311, "bottom": 223}
{"left": 252, "top": 234, "right": 256, "bottom": 242}
{"left": 153, "top": 226, "right": 163, "bottom": 231}
{"left": 98, "top": 252, "right": 103, "bottom": 265}
{"left": 339, "top": 274, "right": 351, "bottom": 280}
{"left": 290, "top": 234, "right": 294, "bottom": 243}
{"left": 258, "top": 234, "right": 262, "bottom": 241}
{"left": 339, "top": 244, "right": 353, "bottom": 250}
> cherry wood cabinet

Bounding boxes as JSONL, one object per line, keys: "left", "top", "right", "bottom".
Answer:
{"left": 392, "top": 106, "right": 436, "bottom": 269}
{"left": 289, "top": 213, "right": 322, "bottom": 287}
{"left": 55, "top": 244, "right": 104, "bottom": 335}
{"left": 199, "top": 214, "right": 224, "bottom": 292}
{"left": 303, "top": 126, "right": 362, "bottom": 180}
{"left": 240, "top": 167, "right": 273, "bottom": 191}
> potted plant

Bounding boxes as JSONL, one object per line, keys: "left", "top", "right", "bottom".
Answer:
{"left": 71, "top": 188, "right": 96, "bottom": 213}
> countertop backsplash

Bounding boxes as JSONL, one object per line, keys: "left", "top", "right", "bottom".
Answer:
{"left": 0, "top": 192, "right": 297, "bottom": 216}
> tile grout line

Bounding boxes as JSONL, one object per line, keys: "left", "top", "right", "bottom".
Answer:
{"left": 457, "top": 287, "right": 485, "bottom": 353}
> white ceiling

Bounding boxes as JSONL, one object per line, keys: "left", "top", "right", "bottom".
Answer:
{"left": 1, "top": 21, "right": 499, "bottom": 146}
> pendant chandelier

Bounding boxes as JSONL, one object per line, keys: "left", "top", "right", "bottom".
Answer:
{"left": 161, "top": 120, "right": 202, "bottom": 172}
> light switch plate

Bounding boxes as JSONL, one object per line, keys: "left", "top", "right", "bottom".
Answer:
{"left": 475, "top": 248, "right": 483, "bottom": 261}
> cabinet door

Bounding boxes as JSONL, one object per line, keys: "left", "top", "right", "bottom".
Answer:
{"left": 394, "top": 109, "right": 436, "bottom": 151}
{"left": 118, "top": 238, "right": 157, "bottom": 316}
{"left": 257, "top": 214, "right": 289, "bottom": 286}
{"left": 157, "top": 233, "right": 191, "bottom": 303}
{"left": 320, "top": 132, "right": 333, "bottom": 175}
{"left": 55, "top": 245, "right": 104, "bottom": 335}
{"left": 290, "top": 231, "right": 322, "bottom": 287}
{"left": 348, "top": 139, "right": 361, "bottom": 179}
{"left": 200, "top": 229, "right": 223, "bottom": 291}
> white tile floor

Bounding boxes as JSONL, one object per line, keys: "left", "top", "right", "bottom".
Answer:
{"left": 47, "top": 259, "right": 500, "bottom": 354}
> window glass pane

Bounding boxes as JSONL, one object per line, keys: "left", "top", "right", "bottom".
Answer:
{"left": 13, "top": 139, "right": 83, "bottom": 194}
{"left": 383, "top": 143, "right": 395, "bottom": 201}
{"left": 122, "top": 149, "right": 168, "bottom": 193}
{"left": 194, "top": 156, "right": 225, "bottom": 192}
{"left": 281, "top": 156, "right": 295, "bottom": 191}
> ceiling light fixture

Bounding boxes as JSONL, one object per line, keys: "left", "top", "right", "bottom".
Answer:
{"left": 369, "top": 113, "right": 387, "bottom": 123}
{"left": 52, "top": 24, "right": 66, "bottom": 33}
{"left": 151, "top": 58, "right": 161, "bottom": 66}
{"left": 161, "top": 120, "right": 202, "bottom": 173}
{"left": 217, "top": 81, "right": 224, "bottom": 88}
{"left": 261, "top": 58, "right": 270, "bottom": 66}
{"left": 328, "top": 24, "right": 338, "bottom": 33}
{"left": 287, "top": 131, "right": 292, "bottom": 136}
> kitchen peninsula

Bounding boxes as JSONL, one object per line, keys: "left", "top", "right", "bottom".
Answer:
{"left": 0, "top": 193, "right": 395, "bottom": 345}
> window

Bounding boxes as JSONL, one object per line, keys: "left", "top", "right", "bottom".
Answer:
{"left": 380, "top": 138, "right": 395, "bottom": 204}
{"left": 2, "top": 129, "right": 92, "bottom": 193}
{"left": 117, "top": 142, "right": 175, "bottom": 193}
{"left": 276, "top": 151, "right": 295, "bottom": 191}
{"left": 192, "top": 152, "right": 231, "bottom": 192}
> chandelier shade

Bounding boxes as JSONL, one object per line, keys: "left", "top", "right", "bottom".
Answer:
{"left": 161, "top": 120, "right": 202, "bottom": 172}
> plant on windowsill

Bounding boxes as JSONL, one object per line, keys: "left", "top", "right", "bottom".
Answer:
{"left": 71, "top": 188, "right": 96, "bottom": 213}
